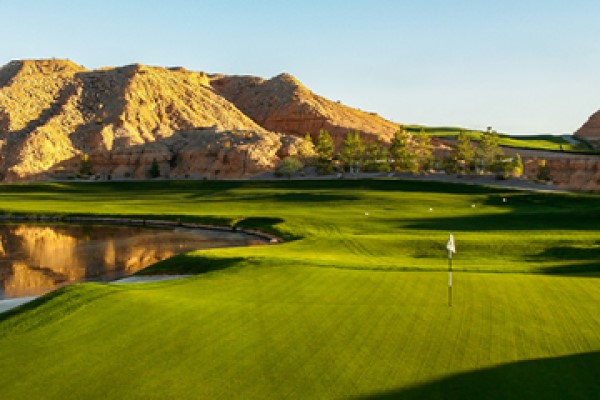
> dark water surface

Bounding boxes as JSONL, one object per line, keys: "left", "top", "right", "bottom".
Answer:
{"left": 0, "top": 223, "right": 262, "bottom": 299}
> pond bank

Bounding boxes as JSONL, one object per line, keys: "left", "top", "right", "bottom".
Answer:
{"left": 0, "top": 216, "right": 283, "bottom": 313}
{"left": 0, "top": 215, "right": 282, "bottom": 244}
{"left": 0, "top": 275, "right": 194, "bottom": 314}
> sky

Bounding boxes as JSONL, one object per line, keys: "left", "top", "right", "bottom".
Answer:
{"left": 1, "top": 0, "right": 600, "bottom": 134}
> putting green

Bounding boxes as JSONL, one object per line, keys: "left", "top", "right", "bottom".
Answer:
{"left": 0, "top": 180, "right": 599, "bottom": 399}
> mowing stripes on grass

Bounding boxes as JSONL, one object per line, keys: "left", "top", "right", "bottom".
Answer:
{"left": 0, "top": 180, "right": 599, "bottom": 399}
{"left": 1, "top": 267, "right": 599, "bottom": 399}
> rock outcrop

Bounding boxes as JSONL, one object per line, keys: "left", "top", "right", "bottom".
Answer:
{"left": 574, "top": 109, "right": 600, "bottom": 148}
{"left": 211, "top": 73, "right": 400, "bottom": 145}
{"left": 515, "top": 150, "right": 600, "bottom": 192}
{"left": 0, "top": 59, "right": 315, "bottom": 181}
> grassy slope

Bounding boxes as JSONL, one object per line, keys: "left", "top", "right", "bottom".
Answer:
{"left": 0, "top": 180, "right": 599, "bottom": 399}
{"left": 404, "top": 125, "right": 595, "bottom": 152}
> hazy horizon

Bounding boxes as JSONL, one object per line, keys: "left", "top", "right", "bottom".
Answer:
{"left": 2, "top": 0, "right": 599, "bottom": 135}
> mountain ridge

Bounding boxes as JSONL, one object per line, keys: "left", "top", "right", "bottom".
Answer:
{"left": 574, "top": 109, "right": 600, "bottom": 147}
{"left": 0, "top": 59, "right": 401, "bottom": 181}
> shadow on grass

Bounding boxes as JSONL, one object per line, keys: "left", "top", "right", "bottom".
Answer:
{"left": 223, "top": 192, "right": 360, "bottom": 203}
{"left": 537, "top": 264, "right": 600, "bottom": 277}
{"left": 136, "top": 254, "right": 246, "bottom": 276}
{"left": 357, "top": 352, "right": 600, "bottom": 400}
{"left": 0, "top": 179, "right": 511, "bottom": 197}
{"left": 233, "top": 216, "right": 302, "bottom": 241}
{"left": 405, "top": 211, "right": 600, "bottom": 231}
{"left": 405, "top": 190, "right": 600, "bottom": 232}
{"left": 531, "top": 245, "right": 600, "bottom": 277}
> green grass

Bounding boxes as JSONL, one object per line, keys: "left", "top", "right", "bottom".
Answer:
{"left": 0, "top": 180, "right": 599, "bottom": 399}
{"left": 404, "top": 125, "right": 595, "bottom": 152}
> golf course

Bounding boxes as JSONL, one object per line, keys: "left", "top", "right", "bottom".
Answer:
{"left": 0, "top": 179, "right": 599, "bottom": 399}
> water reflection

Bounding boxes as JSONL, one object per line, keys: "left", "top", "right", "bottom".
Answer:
{"left": 0, "top": 223, "right": 262, "bottom": 299}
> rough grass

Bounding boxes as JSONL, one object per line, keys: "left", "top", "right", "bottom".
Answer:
{"left": 0, "top": 180, "right": 599, "bottom": 399}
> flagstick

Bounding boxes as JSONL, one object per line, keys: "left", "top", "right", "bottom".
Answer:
{"left": 448, "top": 250, "right": 453, "bottom": 307}
{"left": 446, "top": 233, "right": 455, "bottom": 307}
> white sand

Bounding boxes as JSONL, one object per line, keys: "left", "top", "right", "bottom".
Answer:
{"left": 111, "top": 275, "right": 192, "bottom": 284}
{"left": 0, "top": 275, "right": 192, "bottom": 314}
{"left": 0, "top": 297, "right": 37, "bottom": 314}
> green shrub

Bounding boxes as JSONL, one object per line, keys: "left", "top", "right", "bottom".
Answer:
{"left": 276, "top": 157, "right": 303, "bottom": 178}
{"left": 79, "top": 154, "right": 92, "bottom": 176}
{"left": 512, "top": 153, "right": 523, "bottom": 177}
{"left": 148, "top": 159, "right": 160, "bottom": 178}
{"left": 536, "top": 159, "right": 551, "bottom": 182}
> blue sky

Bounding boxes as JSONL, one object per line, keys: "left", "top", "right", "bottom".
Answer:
{"left": 1, "top": 0, "right": 599, "bottom": 134}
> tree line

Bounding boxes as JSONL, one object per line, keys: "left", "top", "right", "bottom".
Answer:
{"left": 276, "top": 128, "right": 524, "bottom": 179}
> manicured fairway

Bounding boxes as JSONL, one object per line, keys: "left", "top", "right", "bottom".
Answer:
{"left": 0, "top": 180, "right": 599, "bottom": 399}
{"left": 405, "top": 126, "right": 595, "bottom": 153}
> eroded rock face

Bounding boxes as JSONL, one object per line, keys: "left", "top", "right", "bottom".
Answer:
{"left": 523, "top": 155, "right": 600, "bottom": 191}
{"left": 50, "top": 128, "right": 308, "bottom": 180}
{"left": 574, "top": 109, "right": 600, "bottom": 148}
{"left": 0, "top": 59, "right": 311, "bottom": 181}
{"left": 211, "top": 73, "right": 400, "bottom": 145}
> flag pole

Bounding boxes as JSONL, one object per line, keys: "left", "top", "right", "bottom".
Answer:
{"left": 446, "top": 233, "right": 455, "bottom": 307}
{"left": 448, "top": 250, "right": 452, "bottom": 307}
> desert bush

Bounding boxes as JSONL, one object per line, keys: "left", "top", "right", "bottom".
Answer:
{"left": 536, "top": 159, "right": 551, "bottom": 182}
{"left": 79, "top": 153, "right": 92, "bottom": 175}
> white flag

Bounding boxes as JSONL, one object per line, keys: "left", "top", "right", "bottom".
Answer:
{"left": 446, "top": 233, "right": 456, "bottom": 254}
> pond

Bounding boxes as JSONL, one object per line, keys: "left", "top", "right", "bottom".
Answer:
{"left": 0, "top": 222, "right": 264, "bottom": 299}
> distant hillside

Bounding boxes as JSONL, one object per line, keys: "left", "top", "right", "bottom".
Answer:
{"left": 575, "top": 109, "right": 600, "bottom": 148}
{"left": 0, "top": 59, "right": 407, "bottom": 182}
{"left": 0, "top": 59, "right": 309, "bottom": 181}
{"left": 211, "top": 73, "right": 400, "bottom": 144}
{"left": 405, "top": 126, "right": 594, "bottom": 153}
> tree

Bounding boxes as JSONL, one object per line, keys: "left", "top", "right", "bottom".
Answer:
{"left": 338, "top": 131, "right": 364, "bottom": 172}
{"left": 389, "top": 129, "right": 417, "bottom": 173}
{"left": 477, "top": 131, "right": 504, "bottom": 172}
{"left": 363, "top": 140, "right": 390, "bottom": 172}
{"left": 315, "top": 129, "right": 334, "bottom": 174}
{"left": 452, "top": 132, "right": 475, "bottom": 173}
{"left": 148, "top": 158, "right": 160, "bottom": 178}
{"left": 298, "top": 133, "right": 316, "bottom": 165}
{"left": 512, "top": 153, "right": 523, "bottom": 177}
{"left": 415, "top": 134, "right": 434, "bottom": 172}
{"left": 275, "top": 157, "right": 303, "bottom": 178}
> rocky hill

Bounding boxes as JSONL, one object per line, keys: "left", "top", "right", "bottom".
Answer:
{"left": 0, "top": 59, "right": 403, "bottom": 182}
{"left": 211, "top": 73, "right": 399, "bottom": 145}
{"left": 574, "top": 109, "right": 600, "bottom": 147}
